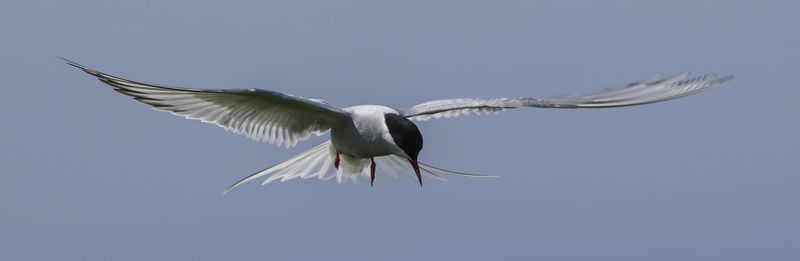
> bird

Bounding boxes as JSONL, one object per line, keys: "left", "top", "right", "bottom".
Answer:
{"left": 62, "top": 58, "right": 733, "bottom": 192}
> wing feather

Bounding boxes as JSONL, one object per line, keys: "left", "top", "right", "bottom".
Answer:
{"left": 64, "top": 59, "right": 350, "bottom": 147}
{"left": 402, "top": 73, "right": 733, "bottom": 121}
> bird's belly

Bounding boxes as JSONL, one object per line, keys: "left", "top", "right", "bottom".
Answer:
{"left": 330, "top": 126, "right": 395, "bottom": 158}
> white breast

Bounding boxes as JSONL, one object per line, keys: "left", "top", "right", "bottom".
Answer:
{"left": 330, "top": 105, "right": 404, "bottom": 158}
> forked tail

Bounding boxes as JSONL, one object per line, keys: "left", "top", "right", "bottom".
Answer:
{"left": 223, "top": 141, "right": 495, "bottom": 194}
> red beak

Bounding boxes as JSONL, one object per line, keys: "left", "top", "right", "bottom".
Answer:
{"left": 409, "top": 158, "right": 422, "bottom": 186}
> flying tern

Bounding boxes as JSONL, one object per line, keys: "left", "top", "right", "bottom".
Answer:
{"left": 63, "top": 59, "right": 732, "bottom": 192}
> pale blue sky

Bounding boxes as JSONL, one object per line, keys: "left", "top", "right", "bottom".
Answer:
{"left": 1, "top": 1, "right": 798, "bottom": 260}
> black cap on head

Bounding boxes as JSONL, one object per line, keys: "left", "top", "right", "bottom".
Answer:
{"left": 384, "top": 113, "right": 423, "bottom": 159}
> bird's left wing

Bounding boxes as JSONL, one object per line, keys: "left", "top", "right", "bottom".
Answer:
{"left": 402, "top": 73, "right": 733, "bottom": 121}
{"left": 65, "top": 59, "right": 350, "bottom": 147}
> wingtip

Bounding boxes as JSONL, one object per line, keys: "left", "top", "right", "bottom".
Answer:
{"left": 718, "top": 74, "right": 735, "bottom": 83}
{"left": 59, "top": 57, "right": 101, "bottom": 77}
{"left": 58, "top": 56, "right": 81, "bottom": 68}
{"left": 700, "top": 74, "right": 734, "bottom": 88}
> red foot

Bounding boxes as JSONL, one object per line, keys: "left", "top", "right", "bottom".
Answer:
{"left": 370, "top": 158, "right": 376, "bottom": 187}
{"left": 334, "top": 152, "right": 340, "bottom": 169}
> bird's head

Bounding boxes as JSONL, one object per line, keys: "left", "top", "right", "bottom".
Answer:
{"left": 384, "top": 113, "right": 424, "bottom": 185}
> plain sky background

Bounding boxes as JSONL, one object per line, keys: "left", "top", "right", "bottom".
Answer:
{"left": 1, "top": 1, "right": 798, "bottom": 260}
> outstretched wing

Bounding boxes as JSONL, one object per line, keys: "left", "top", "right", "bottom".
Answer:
{"left": 64, "top": 59, "right": 350, "bottom": 147}
{"left": 402, "top": 73, "right": 733, "bottom": 121}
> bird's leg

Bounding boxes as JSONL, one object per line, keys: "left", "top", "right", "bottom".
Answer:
{"left": 334, "top": 152, "right": 340, "bottom": 169}
{"left": 370, "top": 157, "right": 376, "bottom": 187}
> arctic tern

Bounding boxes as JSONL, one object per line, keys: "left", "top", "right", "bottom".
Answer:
{"left": 63, "top": 58, "right": 732, "bottom": 192}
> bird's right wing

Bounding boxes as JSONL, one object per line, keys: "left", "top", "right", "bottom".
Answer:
{"left": 65, "top": 59, "right": 350, "bottom": 147}
{"left": 402, "top": 73, "right": 733, "bottom": 121}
